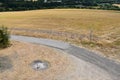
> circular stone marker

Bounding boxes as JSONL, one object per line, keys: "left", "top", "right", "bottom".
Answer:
{"left": 31, "top": 60, "right": 49, "bottom": 71}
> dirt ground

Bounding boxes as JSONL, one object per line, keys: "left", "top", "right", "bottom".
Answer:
{"left": 0, "top": 41, "right": 112, "bottom": 80}
{"left": 0, "top": 41, "right": 73, "bottom": 80}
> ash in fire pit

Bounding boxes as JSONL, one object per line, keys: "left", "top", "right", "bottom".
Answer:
{"left": 31, "top": 60, "right": 49, "bottom": 71}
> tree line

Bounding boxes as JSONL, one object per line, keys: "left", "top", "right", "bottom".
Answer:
{"left": 0, "top": 0, "right": 120, "bottom": 11}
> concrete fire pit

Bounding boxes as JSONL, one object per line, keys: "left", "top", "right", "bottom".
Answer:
{"left": 30, "top": 60, "right": 50, "bottom": 71}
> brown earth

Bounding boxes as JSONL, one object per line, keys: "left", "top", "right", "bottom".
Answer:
{"left": 0, "top": 41, "right": 113, "bottom": 80}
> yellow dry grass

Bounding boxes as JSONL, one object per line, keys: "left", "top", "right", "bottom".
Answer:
{"left": 0, "top": 9, "right": 120, "bottom": 33}
{"left": 0, "top": 9, "right": 120, "bottom": 61}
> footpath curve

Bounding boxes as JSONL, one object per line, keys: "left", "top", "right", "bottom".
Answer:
{"left": 11, "top": 35, "right": 120, "bottom": 80}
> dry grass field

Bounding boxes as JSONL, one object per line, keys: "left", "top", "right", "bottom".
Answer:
{"left": 0, "top": 9, "right": 120, "bottom": 61}
{"left": 0, "top": 9, "right": 120, "bottom": 31}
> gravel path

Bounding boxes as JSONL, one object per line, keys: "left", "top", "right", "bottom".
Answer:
{"left": 11, "top": 35, "right": 120, "bottom": 80}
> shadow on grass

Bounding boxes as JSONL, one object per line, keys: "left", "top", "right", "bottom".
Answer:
{"left": 0, "top": 56, "right": 13, "bottom": 73}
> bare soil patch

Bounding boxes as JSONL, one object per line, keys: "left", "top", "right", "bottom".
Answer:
{"left": 0, "top": 41, "right": 112, "bottom": 80}
{"left": 0, "top": 56, "right": 12, "bottom": 73}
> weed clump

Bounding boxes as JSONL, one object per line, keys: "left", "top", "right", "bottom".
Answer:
{"left": 0, "top": 26, "right": 10, "bottom": 48}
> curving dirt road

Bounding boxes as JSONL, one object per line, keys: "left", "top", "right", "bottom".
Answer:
{"left": 11, "top": 35, "right": 120, "bottom": 80}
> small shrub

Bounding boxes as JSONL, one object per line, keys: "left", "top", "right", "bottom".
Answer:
{"left": 0, "top": 26, "right": 10, "bottom": 48}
